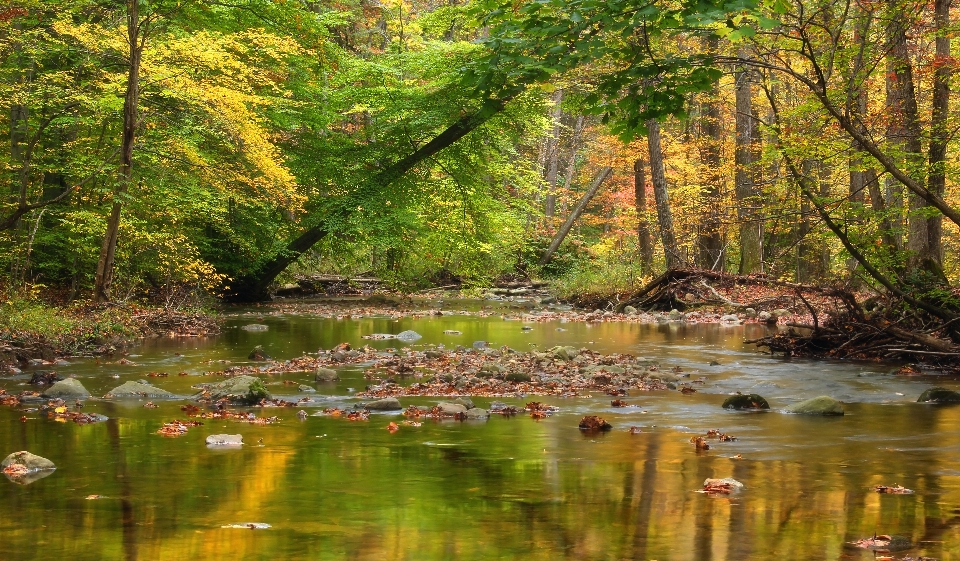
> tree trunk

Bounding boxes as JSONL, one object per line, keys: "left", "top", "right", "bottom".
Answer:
{"left": 94, "top": 1, "right": 143, "bottom": 302}
{"left": 928, "top": 0, "right": 950, "bottom": 267}
{"left": 543, "top": 88, "right": 563, "bottom": 219}
{"left": 698, "top": 35, "right": 725, "bottom": 271}
{"left": 734, "top": 51, "right": 762, "bottom": 274}
{"left": 635, "top": 157, "right": 653, "bottom": 272}
{"left": 885, "top": 2, "right": 934, "bottom": 272}
{"left": 557, "top": 114, "right": 585, "bottom": 216}
{"left": 647, "top": 118, "right": 680, "bottom": 269}
{"left": 539, "top": 166, "right": 612, "bottom": 266}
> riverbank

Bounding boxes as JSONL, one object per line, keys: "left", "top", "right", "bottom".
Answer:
{"left": 0, "top": 298, "right": 219, "bottom": 369}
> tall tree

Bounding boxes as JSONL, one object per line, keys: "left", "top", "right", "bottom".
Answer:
{"left": 734, "top": 48, "right": 763, "bottom": 274}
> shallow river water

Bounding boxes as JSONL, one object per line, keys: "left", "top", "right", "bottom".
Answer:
{"left": 2, "top": 300, "right": 960, "bottom": 561}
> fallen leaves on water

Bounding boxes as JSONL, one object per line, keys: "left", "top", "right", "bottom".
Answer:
{"left": 680, "top": 386, "right": 698, "bottom": 394}
{"left": 705, "top": 429, "right": 737, "bottom": 441}
{"left": 847, "top": 534, "right": 912, "bottom": 551}
{"left": 157, "top": 419, "right": 203, "bottom": 437}
{"left": 691, "top": 436, "right": 710, "bottom": 451}
{"left": 875, "top": 484, "right": 914, "bottom": 494}
{"left": 2, "top": 464, "right": 30, "bottom": 476}
{"left": 387, "top": 422, "right": 399, "bottom": 433}
{"left": 85, "top": 495, "right": 105, "bottom": 500}
{"left": 699, "top": 480, "right": 739, "bottom": 495}
{"left": 610, "top": 399, "right": 628, "bottom": 407}
{"left": 628, "top": 426, "right": 643, "bottom": 434}
{"left": 179, "top": 405, "right": 279, "bottom": 424}
{"left": 221, "top": 523, "right": 271, "bottom": 530}
{"left": 346, "top": 410, "right": 369, "bottom": 421}
{"left": 143, "top": 402, "right": 158, "bottom": 408}
{"left": 579, "top": 415, "right": 612, "bottom": 431}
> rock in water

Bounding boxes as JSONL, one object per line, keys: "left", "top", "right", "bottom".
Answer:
{"left": 917, "top": 387, "right": 960, "bottom": 403}
{"left": 722, "top": 394, "right": 770, "bottom": 410}
{"left": 206, "top": 434, "right": 243, "bottom": 447}
{"left": 29, "top": 371, "right": 62, "bottom": 386}
{"left": 248, "top": 345, "right": 272, "bottom": 361}
{"left": 623, "top": 305, "right": 638, "bottom": 315}
{"left": 42, "top": 378, "right": 90, "bottom": 399}
{"left": 785, "top": 395, "right": 844, "bottom": 415}
{"left": 315, "top": 367, "right": 340, "bottom": 382}
{"left": 195, "top": 375, "right": 270, "bottom": 405}
{"left": 396, "top": 330, "right": 422, "bottom": 342}
{"left": 436, "top": 402, "right": 468, "bottom": 415}
{"left": 464, "top": 408, "right": 489, "bottom": 419}
{"left": 363, "top": 397, "right": 402, "bottom": 411}
{"left": 578, "top": 415, "right": 612, "bottom": 432}
{"left": 2, "top": 451, "right": 56, "bottom": 484}
{"left": 104, "top": 381, "right": 175, "bottom": 399}
{"left": 241, "top": 324, "right": 269, "bottom": 331}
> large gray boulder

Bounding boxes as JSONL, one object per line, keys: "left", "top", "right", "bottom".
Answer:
{"left": 104, "top": 381, "right": 175, "bottom": 399}
{"left": 396, "top": 330, "right": 422, "bottom": 342}
{"left": 42, "top": 378, "right": 90, "bottom": 399}
{"left": 2, "top": 451, "right": 56, "bottom": 484}
{"left": 464, "top": 408, "right": 489, "bottom": 420}
{"left": 785, "top": 395, "right": 844, "bottom": 415}
{"left": 195, "top": 375, "right": 270, "bottom": 405}
{"left": 363, "top": 397, "right": 402, "bottom": 411}
{"left": 436, "top": 402, "right": 468, "bottom": 415}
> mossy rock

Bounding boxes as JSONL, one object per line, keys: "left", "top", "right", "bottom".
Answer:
{"left": 784, "top": 395, "right": 844, "bottom": 416}
{"left": 197, "top": 375, "right": 271, "bottom": 405}
{"left": 722, "top": 394, "right": 770, "bottom": 410}
{"left": 104, "top": 381, "right": 175, "bottom": 399}
{"left": 42, "top": 378, "right": 90, "bottom": 399}
{"left": 315, "top": 367, "right": 339, "bottom": 382}
{"left": 505, "top": 371, "right": 531, "bottom": 383}
{"left": 917, "top": 387, "right": 960, "bottom": 403}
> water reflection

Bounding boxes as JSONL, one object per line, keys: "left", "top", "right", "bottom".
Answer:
{"left": 1, "top": 308, "right": 959, "bottom": 560}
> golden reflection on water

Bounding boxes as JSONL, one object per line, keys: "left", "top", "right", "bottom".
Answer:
{"left": 1, "top": 313, "right": 960, "bottom": 560}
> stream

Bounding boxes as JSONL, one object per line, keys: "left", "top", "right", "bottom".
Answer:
{"left": 1, "top": 298, "right": 959, "bottom": 560}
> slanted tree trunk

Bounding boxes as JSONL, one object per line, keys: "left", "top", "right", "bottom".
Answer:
{"left": 734, "top": 50, "right": 762, "bottom": 274}
{"left": 539, "top": 166, "right": 613, "bottom": 266}
{"left": 635, "top": 157, "right": 653, "bottom": 272}
{"left": 225, "top": 95, "right": 515, "bottom": 301}
{"left": 647, "top": 118, "right": 680, "bottom": 269}
{"left": 94, "top": 1, "right": 145, "bottom": 302}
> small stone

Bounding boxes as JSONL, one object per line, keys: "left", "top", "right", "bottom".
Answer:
{"left": 722, "top": 394, "right": 770, "bottom": 410}
{"left": 720, "top": 314, "right": 740, "bottom": 324}
{"left": 205, "top": 434, "right": 243, "bottom": 447}
{"left": 784, "top": 395, "right": 844, "bottom": 415}
{"left": 472, "top": 341, "right": 489, "bottom": 350}
{"left": 42, "top": 378, "right": 90, "bottom": 399}
{"left": 396, "top": 330, "right": 422, "bottom": 342}
{"left": 436, "top": 402, "right": 468, "bottom": 415}
{"left": 364, "top": 397, "right": 402, "bottom": 411}
{"left": 623, "top": 305, "right": 638, "bottom": 315}
{"left": 505, "top": 371, "right": 531, "bottom": 382}
{"left": 241, "top": 324, "right": 269, "bottom": 331}
{"left": 703, "top": 477, "right": 744, "bottom": 489}
{"left": 1, "top": 451, "right": 55, "bottom": 484}
{"left": 917, "top": 387, "right": 960, "bottom": 403}
{"left": 668, "top": 309, "right": 683, "bottom": 320}
{"left": 743, "top": 308, "right": 757, "bottom": 318}
{"left": 104, "top": 381, "right": 175, "bottom": 399}
{"left": 315, "top": 368, "right": 339, "bottom": 382}
{"left": 758, "top": 311, "right": 773, "bottom": 323}
{"left": 298, "top": 384, "right": 316, "bottom": 393}
{"left": 464, "top": 408, "right": 489, "bottom": 419}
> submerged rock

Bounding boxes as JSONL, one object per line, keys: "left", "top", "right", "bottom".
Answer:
{"left": 241, "top": 324, "right": 269, "bottom": 331}
{"left": 363, "top": 397, "right": 402, "bottom": 411}
{"left": 785, "top": 395, "right": 844, "bottom": 415}
{"left": 315, "top": 367, "right": 339, "bottom": 382}
{"left": 578, "top": 415, "right": 612, "bottom": 431}
{"left": 2, "top": 451, "right": 56, "bottom": 484}
{"left": 248, "top": 345, "right": 272, "bottom": 361}
{"left": 196, "top": 375, "right": 270, "bottom": 405}
{"left": 917, "top": 387, "right": 960, "bottom": 403}
{"left": 104, "top": 381, "right": 175, "bottom": 399}
{"left": 722, "top": 394, "right": 770, "bottom": 410}
{"left": 42, "top": 378, "right": 90, "bottom": 399}
{"left": 206, "top": 434, "right": 243, "bottom": 447}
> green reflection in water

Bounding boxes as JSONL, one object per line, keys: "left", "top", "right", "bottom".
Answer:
{"left": 1, "top": 309, "right": 959, "bottom": 560}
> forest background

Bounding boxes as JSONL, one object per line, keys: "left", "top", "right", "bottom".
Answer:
{"left": 1, "top": 0, "right": 959, "bottom": 343}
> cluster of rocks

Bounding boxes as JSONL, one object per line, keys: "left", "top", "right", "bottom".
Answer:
{"left": 722, "top": 393, "right": 845, "bottom": 415}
